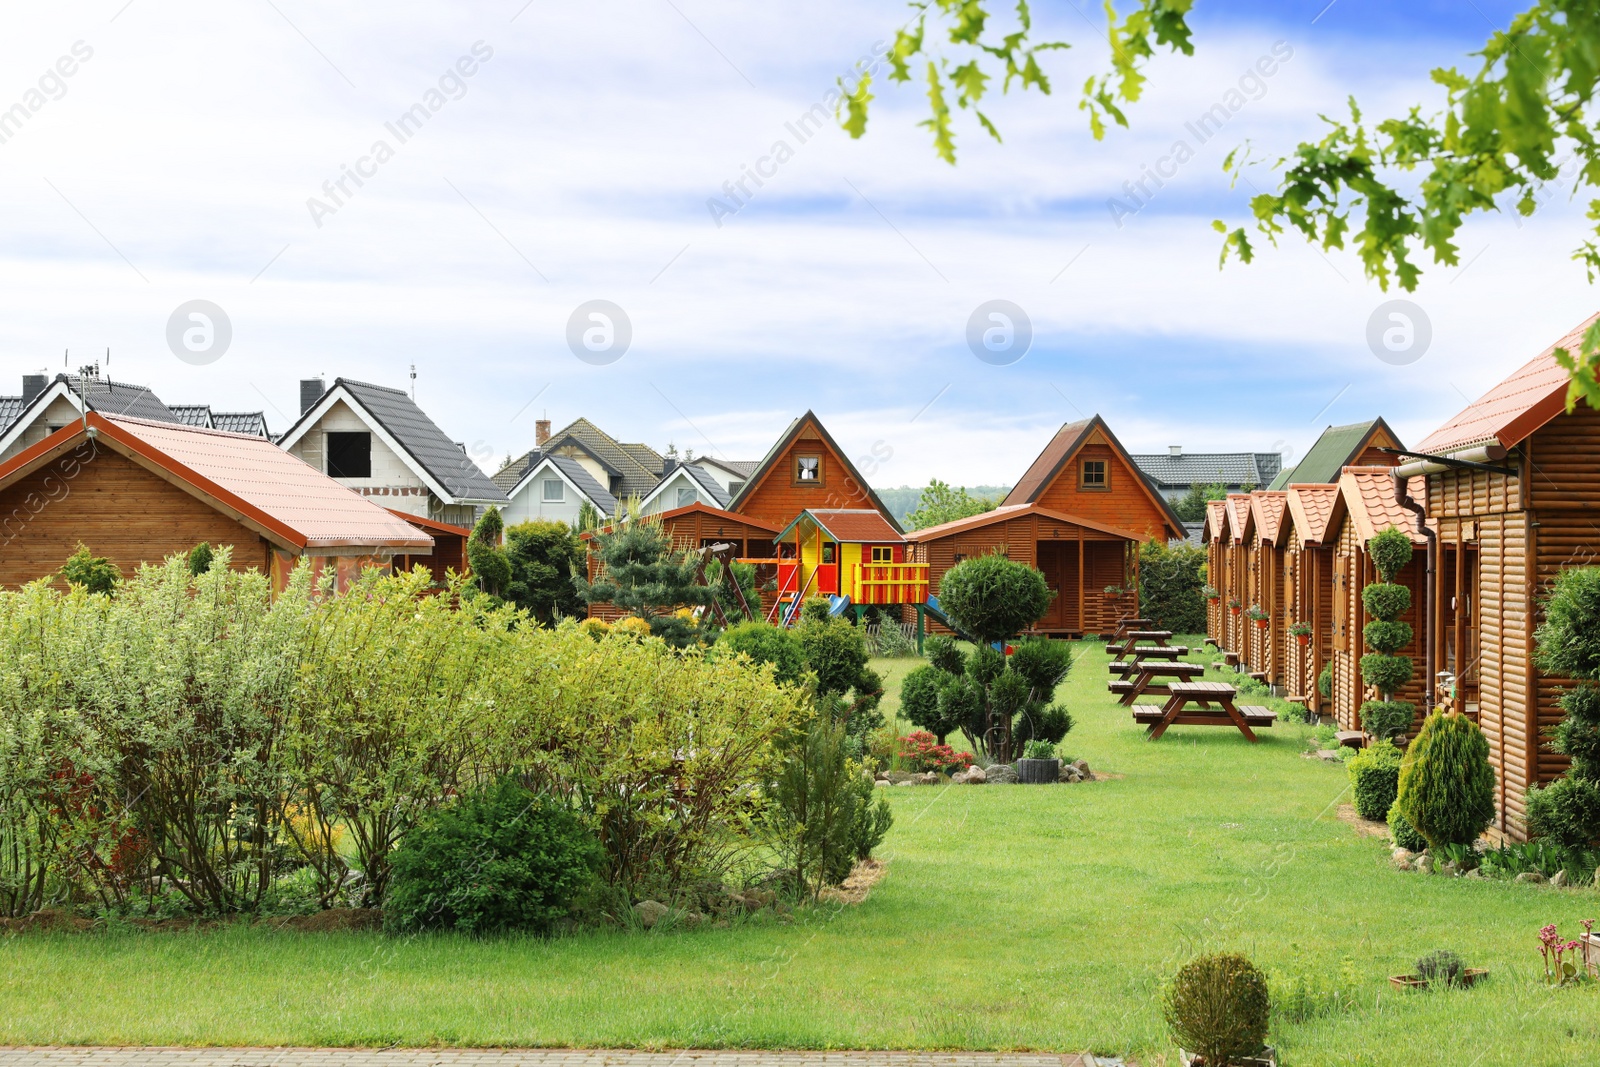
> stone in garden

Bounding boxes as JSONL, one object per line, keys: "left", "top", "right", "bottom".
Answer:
{"left": 966, "top": 765, "right": 986, "bottom": 783}
{"left": 985, "top": 764, "right": 1019, "bottom": 784}
{"left": 873, "top": 779, "right": 889, "bottom": 788}
{"left": 1414, "top": 853, "right": 1434, "bottom": 874}
{"left": 1391, "top": 849, "right": 1414, "bottom": 871}
{"left": 634, "top": 900, "right": 669, "bottom": 928}
{"left": 684, "top": 911, "right": 707, "bottom": 929}
{"left": 1594, "top": 866, "right": 1600, "bottom": 887}
{"left": 1515, "top": 871, "right": 1546, "bottom": 884}
{"left": 1465, "top": 867, "right": 1483, "bottom": 879}
{"left": 1440, "top": 861, "right": 1459, "bottom": 877}
{"left": 1060, "top": 766, "right": 1080, "bottom": 782}
{"left": 918, "top": 771, "right": 938, "bottom": 784}
{"left": 1551, "top": 870, "right": 1569, "bottom": 888}
{"left": 894, "top": 780, "right": 916, "bottom": 787}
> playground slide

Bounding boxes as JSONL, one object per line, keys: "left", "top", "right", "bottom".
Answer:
{"left": 827, "top": 594, "right": 852, "bottom": 617}
{"left": 923, "top": 595, "right": 977, "bottom": 643}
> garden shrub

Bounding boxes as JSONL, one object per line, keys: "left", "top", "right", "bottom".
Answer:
{"left": 466, "top": 506, "right": 512, "bottom": 598}
{"left": 1136, "top": 539, "right": 1206, "bottom": 634}
{"left": 1534, "top": 566, "right": 1600, "bottom": 680}
{"left": 59, "top": 543, "right": 119, "bottom": 595}
{"left": 1358, "top": 700, "right": 1415, "bottom": 743}
{"left": 899, "top": 665, "right": 953, "bottom": 741}
{"left": 924, "top": 634, "right": 966, "bottom": 675}
{"left": 1361, "top": 582, "right": 1411, "bottom": 621}
{"left": 965, "top": 643, "right": 1006, "bottom": 688}
{"left": 384, "top": 778, "right": 600, "bottom": 935}
{"left": 717, "top": 621, "right": 807, "bottom": 687}
{"left": 575, "top": 512, "right": 713, "bottom": 647}
{"left": 1007, "top": 638, "right": 1073, "bottom": 695}
{"left": 1012, "top": 704, "right": 1074, "bottom": 749}
{"left": 1550, "top": 684, "right": 1600, "bottom": 780}
{"left": 1348, "top": 740, "right": 1403, "bottom": 821}
{"left": 1525, "top": 777, "right": 1600, "bottom": 849}
{"left": 936, "top": 552, "right": 1053, "bottom": 643}
{"left": 1317, "top": 664, "right": 1333, "bottom": 700}
{"left": 1528, "top": 570, "right": 1600, "bottom": 848}
{"left": 800, "top": 596, "right": 833, "bottom": 624}
{"left": 1359, "top": 653, "right": 1414, "bottom": 695}
{"left": 1362, "top": 619, "right": 1413, "bottom": 655}
{"left": 1164, "top": 953, "right": 1271, "bottom": 1067}
{"left": 502, "top": 519, "right": 586, "bottom": 624}
{"left": 797, "top": 615, "right": 871, "bottom": 696}
{"left": 895, "top": 730, "right": 974, "bottom": 773}
{"left": 1388, "top": 806, "right": 1429, "bottom": 852}
{"left": 916, "top": 634, "right": 1075, "bottom": 761}
{"left": 186, "top": 541, "right": 214, "bottom": 576}
{"left": 1395, "top": 711, "right": 1497, "bottom": 851}
{"left": 1415, "top": 950, "right": 1466, "bottom": 987}
{"left": 1022, "top": 739, "right": 1056, "bottom": 760}
{"left": 766, "top": 717, "right": 892, "bottom": 894}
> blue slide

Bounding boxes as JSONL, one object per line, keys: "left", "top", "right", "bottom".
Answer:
{"left": 923, "top": 595, "right": 978, "bottom": 644}
{"left": 827, "top": 594, "right": 852, "bottom": 617}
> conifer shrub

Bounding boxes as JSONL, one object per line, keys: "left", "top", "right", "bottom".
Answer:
{"left": 1164, "top": 953, "right": 1271, "bottom": 1067}
{"left": 1394, "top": 711, "right": 1497, "bottom": 850}
{"left": 1529, "top": 569, "right": 1600, "bottom": 847}
{"left": 1357, "top": 700, "right": 1416, "bottom": 743}
{"left": 1359, "top": 526, "right": 1417, "bottom": 739}
{"left": 1388, "top": 806, "right": 1429, "bottom": 852}
{"left": 1348, "top": 740, "right": 1403, "bottom": 821}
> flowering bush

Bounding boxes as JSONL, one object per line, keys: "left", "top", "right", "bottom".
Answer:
{"left": 895, "top": 731, "right": 974, "bottom": 774}
{"left": 1540, "top": 922, "right": 1595, "bottom": 985}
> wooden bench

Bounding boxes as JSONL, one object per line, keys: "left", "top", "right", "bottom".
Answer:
{"left": 1223, "top": 651, "right": 1241, "bottom": 666}
{"left": 1108, "top": 661, "right": 1207, "bottom": 704}
{"left": 1134, "top": 704, "right": 1276, "bottom": 728}
{"left": 1335, "top": 730, "right": 1367, "bottom": 750}
{"left": 1136, "top": 680, "right": 1274, "bottom": 742}
{"left": 1108, "top": 658, "right": 1202, "bottom": 678}
{"left": 1103, "top": 644, "right": 1189, "bottom": 660}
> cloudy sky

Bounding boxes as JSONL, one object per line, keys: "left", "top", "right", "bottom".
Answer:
{"left": 1, "top": 0, "right": 1585, "bottom": 488}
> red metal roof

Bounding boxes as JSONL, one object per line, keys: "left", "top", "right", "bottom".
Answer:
{"left": 1284, "top": 484, "right": 1340, "bottom": 545}
{"left": 1415, "top": 312, "right": 1600, "bottom": 454}
{"left": 0, "top": 414, "right": 433, "bottom": 553}
{"left": 1202, "top": 499, "right": 1229, "bottom": 544}
{"left": 795, "top": 509, "right": 904, "bottom": 543}
{"left": 1250, "top": 492, "right": 1288, "bottom": 546}
{"left": 905, "top": 502, "right": 1148, "bottom": 543}
{"left": 1337, "top": 466, "right": 1430, "bottom": 546}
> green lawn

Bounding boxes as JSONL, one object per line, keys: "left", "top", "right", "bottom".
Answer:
{"left": 2, "top": 638, "right": 1596, "bottom": 1065}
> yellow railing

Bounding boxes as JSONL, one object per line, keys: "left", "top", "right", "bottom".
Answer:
{"left": 846, "top": 563, "right": 930, "bottom": 604}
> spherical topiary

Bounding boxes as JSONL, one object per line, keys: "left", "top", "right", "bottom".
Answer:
{"left": 1362, "top": 619, "right": 1414, "bottom": 655}
{"left": 937, "top": 553, "right": 1053, "bottom": 644}
{"left": 1368, "top": 525, "right": 1415, "bottom": 583}
{"left": 923, "top": 634, "right": 966, "bottom": 676}
{"left": 1007, "top": 638, "right": 1073, "bottom": 700}
{"left": 1388, "top": 805, "right": 1428, "bottom": 852}
{"left": 1349, "top": 739, "right": 1403, "bottom": 821}
{"left": 1525, "top": 776, "right": 1600, "bottom": 849}
{"left": 1360, "top": 653, "right": 1414, "bottom": 695}
{"left": 1362, "top": 583, "right": 1412, "bottom": 622}
{"left": 1395, "top": 712, "right": 1497, "bottom": 851}
{"left": 1163, "top": 953, "right": 1271, "bottom": 1067}
{"left": 1359, "top": 700, "right": 1416, "bottom": 742}
{"left": 1535, "top": 566, "right": 1600, "bottom": 681}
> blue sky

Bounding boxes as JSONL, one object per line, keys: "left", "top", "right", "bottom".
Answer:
{"left": 0, "top": 1, "right": 1589, "bottom": 486}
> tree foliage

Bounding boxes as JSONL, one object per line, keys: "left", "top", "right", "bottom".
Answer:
{"left": 59, "top": 543, "right": 119, "bottom": 596}
{"left": 467, "top": 506, "right": 511, "bottom": 598}
{"left": 841, "top": 1, "right": 1600, "bottom": 406}
{"left": 937, "top": 552, "right": 1053, "bottom": 644}
{"left": 1171, "top": 481, "right": 1228, "bottom": 524}
{"left": 906, "top": 479, "right": 997, "bottom": 530}
{"left": 1395, "top": 711, "right": 1498, "bottom": 851}
{"left": 574, "top": 512, "right": 714, "bottom": 646}
{"left": 502, "top": 519, "right": 585, "bottom": 625}
{"left": 1136, "top": 539, "right": 1206, "bottom": 634}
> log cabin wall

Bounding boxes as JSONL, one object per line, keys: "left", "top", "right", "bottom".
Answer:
{"left": 734, "top": 423, "right": 882, "bottom": 530}
{"left": 0, "top": 445, "right": 273, "bottom": 589}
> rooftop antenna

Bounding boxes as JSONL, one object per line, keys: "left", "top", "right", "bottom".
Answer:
{"left": 410, "top": 364, "right": 416, "bottom": 399}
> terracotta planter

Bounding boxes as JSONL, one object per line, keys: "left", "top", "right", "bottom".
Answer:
{"left": 1294, "top": 633, "right": 1311, "bottom": 646}
{"left": 1229, "top": 606, "right": 1242, "bottom": 615}
{"left": 1253, "top": 618, "right": 1269, "bottom": 629}
{"left": 1388, "top": 968, "right": 1489, "bottom": 991}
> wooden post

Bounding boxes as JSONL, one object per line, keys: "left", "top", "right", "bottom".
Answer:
{"left": 1077, "top": 528, "right": 1085, "bottom": 637}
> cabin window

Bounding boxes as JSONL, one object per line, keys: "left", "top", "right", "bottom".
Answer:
{"left": 870, "top": 546, "right": 894, "bottom": 563}
{"left": 822, "top": 542, "right": 836, "bottom": 564}
{"left": 1080, "top": 459, "right": 1107, "bottom": 490}
{"left": 794, "top": 455, "right": 822, "bottom": 485}
{"left": 676, "top": 486, "right": 696, "bottom": 507}
{"left": 543, "top": 478, "right": 566, "bottom": 502}
{"left": 326, "top": 431, "right": 372, "bottom": 478}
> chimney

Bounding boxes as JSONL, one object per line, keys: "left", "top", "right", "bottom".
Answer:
{"left": 299, "top": 378, "right": 325, "bottom": 414}
{"left": 1169, "top": 445, "right": 1183, "bottom": 457}
{"left": 535, "top": 419, "right": 551, "bottom": 446}
{"left": 21, "top": 374, "right": 47, "bottom": 404}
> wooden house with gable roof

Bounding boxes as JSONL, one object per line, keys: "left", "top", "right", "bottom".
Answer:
{"left": 1281, "top": 483, "right": 1342, "bottom": 714}
{"left": 1245, "top": 491, "right": 1290, "bottom": 686}
{"left": 908, "top": 416, "right": 1185, "bottom": 638}
{"left": 1401, "top": 313, "right": 1600, "bottom": 838}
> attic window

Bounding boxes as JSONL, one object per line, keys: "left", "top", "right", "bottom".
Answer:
{"left": 1080, "top": 459, "right": 1108, "bottom": 490}
{"left": 794, "top": 455, "right": 822, "bottom": 485}
{"left": 326, "top": 431, "right": 372, "bottom": 478}
{"left": 543, "top": 478, "right": 566, "bottom": 502}
{"left": 676, "top": 486, "right": 696, "bottom": 508}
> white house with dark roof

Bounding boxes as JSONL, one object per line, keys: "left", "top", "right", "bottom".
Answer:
{"left": 1129, "top": 445, "right": 1285, "bottom": 503}
{"left": 496, "top": 417, "right": 663, "bottom": 501}
{"left": 0, "top": 371, "right": 182, "bottom": 463}
{"left": 690, "top": 455, "right": 759, "bottom": 497}
{"left": 502, "top": 450, "right": 618, "bottom": 525}
{"left": 277, "top": 377, "right": 506, "bottom": 527}
{"left": 637, "top": 460, "right": 730, "bottom": 515}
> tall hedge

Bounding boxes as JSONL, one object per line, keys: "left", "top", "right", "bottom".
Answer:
{"left": 1136, "top": 539, "right": 1206, "bottom": 634}
{"left": 1529, "top": 567, "right": 1600, "bottom": 846}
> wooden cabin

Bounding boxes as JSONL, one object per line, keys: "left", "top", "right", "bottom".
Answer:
{"left": 0, "top": 413, "right": 433, "bottom": 592}
{"left": 726, "top": 411, "right": 902, "bottom": 531}
{"left": 1246, "top": 491, "right": 1290, "bottom": 687}
{"left": 908, "top": 416, "right": 1185, "bottom": 637}
{"left": 1281, "top": 484, "right": 1340, "bottom": 714}
{"left": 1406, "top": 314, "right": 1600, "bottom": 838}
{"left": 1218, "top": 494, "right": 1256, "bottom": 655}
{"left": 1203, "top": 498, "right": 1230, "bottom": 648}
{"left": 1326, "top": 466, "right": 1431, "bottom": 733}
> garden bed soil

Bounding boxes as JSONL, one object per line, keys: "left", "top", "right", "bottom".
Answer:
{"left": 817, "top": 859, "right": 888, "bottom": 906}
{"left": 0, "top": 908, "right": 93, "bottom": 934}
{"left": 1336, "top": 803, "right": 1391, "bottom": 838}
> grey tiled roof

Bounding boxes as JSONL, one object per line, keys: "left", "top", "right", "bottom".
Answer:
{"left": 680, "top": 463, "right": 732, "bottom": 508}
{"left": 497, "top": 418, "right": 665, "bottom": 500}
{"left": 67, "top": 376, "right": 179, "bottom": 423}
{"left": 211, "top": 411, "right": 270, "bottom": 437}
{"left": 170, "top": 404, "right": 213, "bottom": 427}
{"left": 0, "top": 396, "right": 23, "bottom": 436}
{"left": 1130, "top": 451, "right": 1282, "bottom": 490}
{"left": 548, "top": 455, "right": 618, "bottom": 515}
{"left": 316, "top": 379, "right": 507, "bottom": 504}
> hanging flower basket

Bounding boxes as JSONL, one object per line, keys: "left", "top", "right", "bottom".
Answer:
{"left": 1228, "top": 599, "right": 1243, "bottom": 615}
{"left": 1295, "top": 633, "right": 1311, "bottom": 646}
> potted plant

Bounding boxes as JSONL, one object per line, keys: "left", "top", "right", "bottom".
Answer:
{"left": 1288, "top": 621, "right": 1312, "bottom": 646}
{"left": 1103, "top": 584, "right": 1124, "bottom": 603}
{"left": 1246, "top": 605, "right": 1270, "bottom": 629}
{"left": 1227, "top": 597, "right": 1243, "bottom": 615}
{"left": 1202, "top": 584, "right": 1220, "bottom": 604}
{"left": 1016, "top": 740, "right": 1061, "bottom": 784}
{"left": 1165, "top": 953, "right": 1276, "bottom": 1066}
{"left": 1390, "top": 949, "right": 1488, "bottom": 990}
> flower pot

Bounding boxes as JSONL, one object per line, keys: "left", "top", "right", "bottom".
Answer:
{"left": 1229, "top": 606, "right": 1242, "bottom": 615}
{"left": 1254, "top": 618, "right": 1269, "bottom": 629}
{"left": 1388, "top": 968, "right": 1489, "bottom": 991}
{"left": 1294, "top": 633, "right": 1310, "bottom": 646}
{"left": 1015, "top": 758, "right": 1060, "bottom": 784}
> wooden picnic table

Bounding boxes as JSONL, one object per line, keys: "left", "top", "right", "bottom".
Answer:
{"left": 1104, "top": 645, "right": 1190, "bottom": 664}
{"left": 1103, "top": 630, "right": 1174, "bottom": 658}
{"left": 1108, "top": 661, "right": 1207, "bottom": 705}
{"left": 1109, "top": 617, "right": 1151, "bottom": 641}
{"left": 1133, "top": 680, "right": 1274, "bottom": 742}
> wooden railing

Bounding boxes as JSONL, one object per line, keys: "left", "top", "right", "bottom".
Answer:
{"left": 846, "top": 562, "right": 929, "bottom": 605}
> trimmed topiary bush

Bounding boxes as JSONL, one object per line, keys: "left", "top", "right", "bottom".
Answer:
{"left": 1361, "top": 582, "right": 1412, "bottom": 622}
{"left": 1359, "top": 654, "right": 1414, "bottom": 696}
{"left": 1534, "top": 566, "right": 1600, "bottom": 681}
{"left": 1163, "top": 953, "right": 1271, "bottom": 1067}
{"left": 1358, "top": 700, "right": 1416, "bottom": 742}
{"left": 924, "top": 634, "right": 966, "bottom": 676}
{"left": 385, "top": 778, "right": 601, "bottom": 935}
{"left": 899, "top": 664, "right": 953, "bottom": 742}
{"left": 1362, "top": 619, "right": 1413, "bottom": 654}
{"left": 1395, "top": 711, "right": 1497, "bottom": 851}
{"left": 1525, "top": 776, "right": 1600, "bottom": 849}
{"left": 1551, "top": 684, "right": 1600, "bottom": 781}
{"left": 1529, "top": 567, "right": 1600, "bottom": 847}
{"left": 1349, "top": 740, "right": 1403, "bottom": 821}
{"left": 936, "top": 551, "right": 1053, "bottom": 644}
{"left": 1368, "top": 525, "right": 1414, "bottom": 586}
{"left": 1388, "top": 805, "right": 1428, "bottom": 852}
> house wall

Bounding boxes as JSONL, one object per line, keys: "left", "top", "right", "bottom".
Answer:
{"left": 285, "top": 399, "right": 465, "bottom": 523}
{"left": 1034, "top": 433, "right": 1172, "bottom": 541}
{"left": 639, "top": 470, "right": 713, "bottom": 516}
{"left": 1205, "top": 533, "right": 1227, "bottom": 648}
{"left": 0, "top": 445, "right": 273, "bottom": 588}
{"left": 735, "top": 423, "right": 881, "bottom": 529}
{"left": 503, "top": 468, "right": 587, "bottom": 526}
{"left": 0, "top": 396, "right": 85, "bottom": 463}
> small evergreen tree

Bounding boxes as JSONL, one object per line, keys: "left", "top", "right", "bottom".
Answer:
{"left": 1394, "top": 710, "right": 1497, "bottom": 851}
{"left": 502, "top": 519, "right": 585, "bottom": 624}
{"left": 937, "top": 552, "right": 1053, "bottom": 645}
{"left": 187, "top": 541, "right": 214, "bottom": 576}
{"left": 1171, "top": 480, "right": 1229, "bottom": 524}
{"left": 1528, "top": 567, "right": 1600, "bottom": 846}
{"left": 466, "top": 506, "right": 512, "bottom": 598}
{"left": 1358, "top": 525, "right": 1418, "bottom": 741}
{"left": 59, "top": 543, "right": 119, "bottom": 595}
{"left": 574, "top": 511, "right": 713, "bottom": 646}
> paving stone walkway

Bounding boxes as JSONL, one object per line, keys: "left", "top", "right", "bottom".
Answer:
{"left": 0, "top": 1053, "right": 1107, "bottom": 1067}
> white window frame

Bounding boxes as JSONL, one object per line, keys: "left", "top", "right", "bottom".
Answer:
{"left": 543, "top": 478, "right": 566, "bottom": 502}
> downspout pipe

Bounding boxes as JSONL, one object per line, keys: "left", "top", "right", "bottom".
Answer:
{"left": 1394, "top": 471, "right": 1437, "bottom": 714}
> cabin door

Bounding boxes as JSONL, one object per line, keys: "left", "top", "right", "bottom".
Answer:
{"left": 1035, "top": 541, "right": 1079, "bottom": 631}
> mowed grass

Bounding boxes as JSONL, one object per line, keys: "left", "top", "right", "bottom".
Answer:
{"left": 2, "top": 638, "right": 1597, "bottom": 1065}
